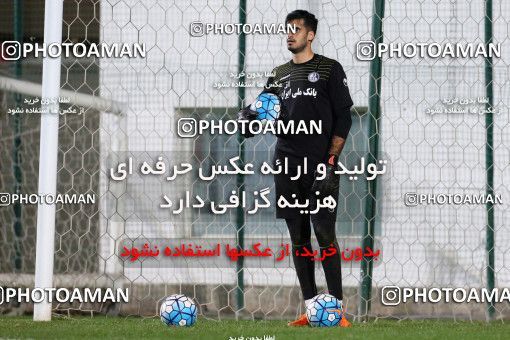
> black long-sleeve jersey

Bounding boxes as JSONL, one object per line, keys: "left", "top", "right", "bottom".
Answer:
{"left": 264, "top": 53, "right": 353, "bottom": 165}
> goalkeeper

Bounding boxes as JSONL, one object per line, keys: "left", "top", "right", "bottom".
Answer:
{"left": 238, "top": 10, "right": 353, "bottom": 327}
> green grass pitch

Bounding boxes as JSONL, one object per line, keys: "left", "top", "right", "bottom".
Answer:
{"left": 0, "top": 316, "right": 509, "bottom": 339}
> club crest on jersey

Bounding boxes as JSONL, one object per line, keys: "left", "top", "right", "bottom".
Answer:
{"left": 308, "top": 71, "right": 320, "bottom": 82}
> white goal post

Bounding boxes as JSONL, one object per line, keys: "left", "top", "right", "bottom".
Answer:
{"left": 0, "top": 1, "right": 123, "bottom": 321}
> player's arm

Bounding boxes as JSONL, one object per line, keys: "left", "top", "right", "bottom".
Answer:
{"left": 327, "top": 136, "right": 347, "bottom": 163}
{"left": 327, "top": 62, "right": 353, "bottom": 161}
{"left": 312, "top": 62, "right": 353, "bottom": 195}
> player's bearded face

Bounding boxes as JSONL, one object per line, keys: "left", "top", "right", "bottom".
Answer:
{"left": 286, "top": 20, "right": 310, "bottom": 54}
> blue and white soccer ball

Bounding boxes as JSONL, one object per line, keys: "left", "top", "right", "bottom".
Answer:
{"left": 305, "top": 293, "right": 343, "bottom": 327}
{"left": 160, "top": 294, "right": 197, "bottom": 327}
{"left": 250, "top": 93, "right": 281, "bottom": 121}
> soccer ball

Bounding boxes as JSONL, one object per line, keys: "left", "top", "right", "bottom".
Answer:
{"left": 250, "top": 93, "right": 281, "bottom": 121}
{"left": 160, "top": 294, "right": 197, "bottom": 327}
{"left": 305, "top": 294, "right": 342, "bottom": 327}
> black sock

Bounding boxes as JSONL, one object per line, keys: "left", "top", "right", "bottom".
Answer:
{"left": 319, "top": 241, "right": 343, "bottom": 300}
{"left": 292, "top": 242, "right": 317, "bottom": 300}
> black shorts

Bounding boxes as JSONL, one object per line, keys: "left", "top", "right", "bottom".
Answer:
{"left": 273, "top": 152, "right": 339, "bottom": 222}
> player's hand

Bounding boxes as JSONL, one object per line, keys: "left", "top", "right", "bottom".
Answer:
{"left": 311, "top": 155, "right": 340, "bottom": 197}
{"left": 237, "top": 105, "right": 257, "bottom": 138}
{"left": 237, "top": 105, "right": 258, "bottom": 121}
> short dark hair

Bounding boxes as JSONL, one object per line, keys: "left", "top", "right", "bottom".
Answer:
{"left": 285, "top": 10, "right": 318, "bottom": 34}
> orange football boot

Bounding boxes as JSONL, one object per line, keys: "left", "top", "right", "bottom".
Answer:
{"left": 331, "top": 309, "right": 352, "bottom": 328}
{"left": 287, "top": 313, "right": 309, "bottom": 326}
{"left": 339, "top": 314, "right": 352, "bottom": 328}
